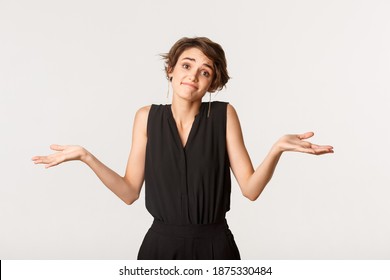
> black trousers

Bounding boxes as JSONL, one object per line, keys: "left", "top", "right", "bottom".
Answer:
{"left": 137, "top": 219, "right": 241, "bottom": 260}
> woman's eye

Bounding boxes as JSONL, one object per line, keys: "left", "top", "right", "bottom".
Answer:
{"left": 202, "top": 71, "right": 210, "bottom": 77}
{"left": 182, "top": 64, "right": 190, "bottom": 69}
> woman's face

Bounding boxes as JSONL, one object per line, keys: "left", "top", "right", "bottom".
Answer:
{"left": 168, "top": 47, "right": 214, "bottom": 102}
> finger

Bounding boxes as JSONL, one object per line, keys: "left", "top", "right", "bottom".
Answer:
{"left": 298, "top": 132, "right": 314, "bottom": 140}
{"left": 312, "top": 147, "right": 334, "bottom": 154}
{"left": 312, "top": 145, "right": 334, "bottom": 153}
{"left": 313, "top": 150, "right": 334, "bottom": 155}
{"left": 32, "top": 158, "right": 42, "bottom": 164}
{"left": 33, "top": 158, "right": 49, "bottom": 165}
{"left": 32, "top": 156, "right": 45, "bottom": 164}
{"left": 295, "top": 145, "right": 333, "bottom": 155}
{"left": 33, "top": 156, "right": 55, "bottom": 165}
{"left": 45, "top": 162, "right": 58, "bottom": 169}
{"left": 295, "top": 147, "right": 317, "bottom": 154}
{"left": 50, "top": 144, "right": 66, "bottom": 151}
{"left": 44, "top": 158, "right": 60, "bottom": 168}
{"left": 32, "top": 155, "right": 51, "bottom": 162}
{"left": 311, "top": 144, "right": 334, "bottom": 149}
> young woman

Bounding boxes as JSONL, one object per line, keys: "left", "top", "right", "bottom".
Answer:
{"left": 32, "top": 37, "right": 334, "bottom": 260}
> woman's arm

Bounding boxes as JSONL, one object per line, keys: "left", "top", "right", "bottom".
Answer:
{"left": 32, "top": 106, "right": 150, "bottom": 205}
{"left": 226, "top": 104, "right": 333, "bottom": 201}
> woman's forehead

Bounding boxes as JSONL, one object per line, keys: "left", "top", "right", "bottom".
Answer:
{"left": 178, "top": 47, "right": 213, "bottom": 65}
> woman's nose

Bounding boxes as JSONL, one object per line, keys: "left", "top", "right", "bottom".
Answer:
{"left": 188, "top": 71, "right": 198, "bottom": 82}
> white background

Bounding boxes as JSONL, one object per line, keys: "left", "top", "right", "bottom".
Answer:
{"left": 1, "top": 0, "right": 389, "bottom": 259}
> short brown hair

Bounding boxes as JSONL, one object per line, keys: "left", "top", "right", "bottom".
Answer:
{"left": 162, "top": 37, "right": 230, "bottom": 93}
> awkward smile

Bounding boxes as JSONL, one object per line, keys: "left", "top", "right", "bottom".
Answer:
{"left": 181, "top": 82, "right": 198, "bottom": 89}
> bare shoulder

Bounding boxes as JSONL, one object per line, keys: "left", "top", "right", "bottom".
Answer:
{"left": 133, "top": 105, "right": 151, "bottom": 135}
{"left": 226, "top": 103, "right": 244, "bottom": 142}
{"left": 226, "top": 103, "right": 240, "bottom": 123}
{"left": 135, "top": 105, "right": 151, "bottom": 117}
{"left": 134, "top": 105, "right": 151, "bottom": 122}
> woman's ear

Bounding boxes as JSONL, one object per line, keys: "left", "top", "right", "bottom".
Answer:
{"left": 167, "top": 66, "right": 173, "bottom": 77}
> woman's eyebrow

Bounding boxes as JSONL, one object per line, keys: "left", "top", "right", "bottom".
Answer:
{"left": 182, "top": 57, "right": 214, "bottom": 71}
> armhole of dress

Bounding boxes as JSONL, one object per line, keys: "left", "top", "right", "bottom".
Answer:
{"left": 146, "top": 104, "right": 156, "bottom": 138}
{"left": 224, "top": 102, "right": 231, "bottom": 167}
{"left": 223, "top": 102, "right": 229, "bottom": 136}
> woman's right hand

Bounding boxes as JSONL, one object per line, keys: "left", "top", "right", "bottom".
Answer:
{"left": 32, "top": 145, "right": 88, "bottom": 169}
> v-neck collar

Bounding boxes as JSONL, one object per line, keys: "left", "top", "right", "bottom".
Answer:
{"left": 167, "top": 102, "right": 205, "bottom": 150}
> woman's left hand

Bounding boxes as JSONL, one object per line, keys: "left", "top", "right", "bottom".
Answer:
{"left": 274, "top": 132, "right": 334, "bottom": 155}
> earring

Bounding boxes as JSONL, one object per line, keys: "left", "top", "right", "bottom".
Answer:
{"left": 207, "top": 92, "right": 211, "bottom": 118}
{"left": 166, "top": 77, "right": 172, "bottom": 98}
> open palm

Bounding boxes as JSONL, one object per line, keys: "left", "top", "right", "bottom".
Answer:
{"left": 276, "top": 132, "right": 334, "bottom": 155}
{"left": 32, "top": 145, "right": 87, "bottom": 168}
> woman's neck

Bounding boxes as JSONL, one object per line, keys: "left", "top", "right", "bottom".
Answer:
{"left": 170, "top": 98, "right": 202, "bottom": 127}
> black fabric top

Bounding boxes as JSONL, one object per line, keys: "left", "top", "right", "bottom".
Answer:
{"left": 144, "top": 101, "right": 231, "bottom": 225}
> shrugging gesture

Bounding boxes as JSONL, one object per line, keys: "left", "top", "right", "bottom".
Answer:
{"left": 32, "top": 36, "right": 334, "bottom": 260}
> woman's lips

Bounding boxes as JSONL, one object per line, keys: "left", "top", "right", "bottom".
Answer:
{"left": 181, "top": 82, "right": 198, "bottom": 89}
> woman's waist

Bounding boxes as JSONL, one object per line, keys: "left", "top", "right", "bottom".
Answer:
{"left": 149, "top": 218, "right": 231, "bottom": 238}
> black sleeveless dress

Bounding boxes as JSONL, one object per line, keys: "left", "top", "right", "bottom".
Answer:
{"left": 137, "top": 101, "right": 240, "bottom": 260}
